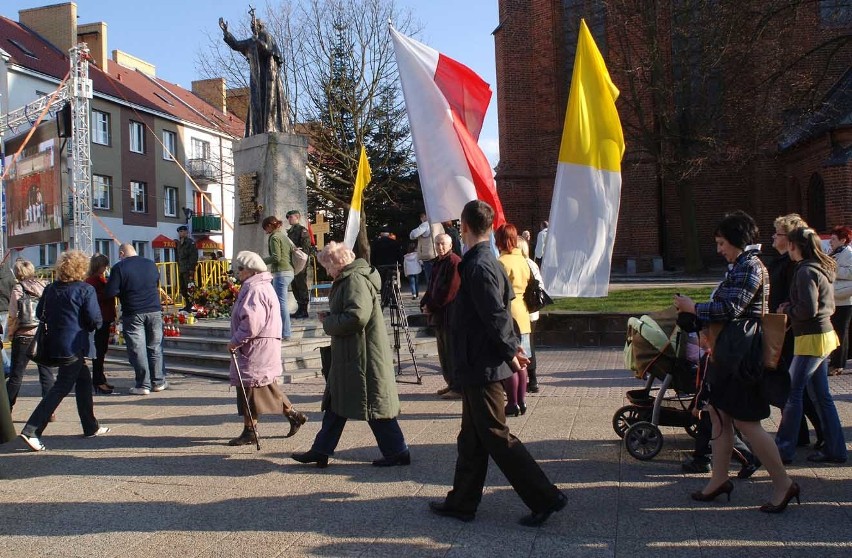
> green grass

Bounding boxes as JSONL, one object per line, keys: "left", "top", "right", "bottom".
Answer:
{"left": 548, "top": 287, "right": 714, "bottom": 314}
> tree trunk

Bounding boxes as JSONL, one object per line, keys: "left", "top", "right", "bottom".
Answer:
{"left": 676, "top": 180, "right": 704, "bottom": 272}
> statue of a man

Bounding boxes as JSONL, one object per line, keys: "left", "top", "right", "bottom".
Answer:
{"left": 220, "top": 9, "right": 292, "bottom": 136}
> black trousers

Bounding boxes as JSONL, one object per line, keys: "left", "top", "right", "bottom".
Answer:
{"left": 292, "top": 270, "right": 309, "bottom": 308}
{"left": 21, "top": 357, "right": 99, "bottom": 438}
{"left": 434, "top": 325, "right": 457, "bottom": 391}
{"left": 179, "top": 270, "right": 193, "bottom": 307}
{"left": 91, "top": 324, "right": 111, "bottom": 385}
{"left": 829, "top": 305, "right": 852, "bottom": 370}
{"left": 444, "top": 381, "right": 561, "bottom": 513}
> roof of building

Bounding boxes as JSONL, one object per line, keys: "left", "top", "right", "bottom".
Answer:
{"left": 779, "top": 68, "right": 852, "bottom": 152}
{"left": 0, "top": 15, "right": 243, "bottom": 139}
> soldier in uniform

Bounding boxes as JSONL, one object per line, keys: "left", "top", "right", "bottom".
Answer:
{"left": 176, "top": 225, "right": 198, "bottom": 311}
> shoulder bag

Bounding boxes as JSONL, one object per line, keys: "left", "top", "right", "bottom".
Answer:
{"left": 523, "top": 262, "right": 553, "bottom": 313}
{"left": 286, "top": 235, "right": 309, "bottom": 274}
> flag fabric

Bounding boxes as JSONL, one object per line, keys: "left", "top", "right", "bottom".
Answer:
{"left": 541, "top": 19, "right": 625, "bottom": 297}
{"left": 390, "top": 27, "right": 505, "bottom": 228}
{"left": 343, "top": 146, "right": 372, "bottom": 250}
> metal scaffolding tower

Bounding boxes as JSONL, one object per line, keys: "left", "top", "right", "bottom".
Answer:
{"left": 0, "top": 43, "right": 93, "bottom": 258}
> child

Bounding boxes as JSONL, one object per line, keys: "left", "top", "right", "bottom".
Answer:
{"left": 403, "top": 243, "right": 422, "bottom": 300}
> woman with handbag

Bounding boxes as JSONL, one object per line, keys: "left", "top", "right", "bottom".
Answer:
{"left": 827, "top": 225, "right": 852, "bottom": 376}
{"left": 674, "top": 211, "right": 797, "bottom": 513}
{"left": 226, "top": 251, "right": 307, "bottom": 446}
{"left": 261, "top": 216, "right": 294, "bottom": 341}
{"left": 775, "top": 227, "right": 848, "bottom": 465}
{"left": 18, "top": 250, "right": 108, "bottom": 452}
{"left": 495, "top": 224, "right": 531, "bottom": 416}
{"left": 291, "top": 242, "right": 409, "bottom": 468}
{"left": 5, "top": 259, "right": 55, "bottom": 412}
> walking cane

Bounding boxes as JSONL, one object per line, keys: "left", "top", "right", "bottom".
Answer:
{"left": 230, "top": 349, "right": 261, "bottom": 451}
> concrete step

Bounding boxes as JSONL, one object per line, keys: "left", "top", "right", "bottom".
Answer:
{"left": 160, "top": 335, "right": 330, "bottom": 354}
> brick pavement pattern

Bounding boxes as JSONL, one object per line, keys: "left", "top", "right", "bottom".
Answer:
{"left": 1, "top": 348, "right": 851, "bottom": 557}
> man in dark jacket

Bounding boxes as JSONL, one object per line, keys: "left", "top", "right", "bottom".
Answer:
{"left": 176, "top": 225, "right": 198, "bottom": 311}
{"left": 287, "top": 210, "right": 312, "bottom": 318}
{"left": 420, "top": 233, "right": 462, "bottom": 398}
{"left": 429, "top": 200, "right": 567, "bottom": 527}
{"left": 106, "top": 244, "right": 166, "bottom": 395}
{"left": 371, "top": 231, "right": 401, "bottom": 305}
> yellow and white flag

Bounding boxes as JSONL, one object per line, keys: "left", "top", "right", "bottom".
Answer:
{"left": 343, "top": 146, "right": 372, "bottom": 249}
{"left": 542, "top": 19, "right": 625, "bottom": 297}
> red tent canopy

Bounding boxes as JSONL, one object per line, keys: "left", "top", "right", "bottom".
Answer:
{"left": 195, "top": 236, "right": 223, "bottom": 250}
{"left": 152, "top": 234, "right": 176, "bottom": 248}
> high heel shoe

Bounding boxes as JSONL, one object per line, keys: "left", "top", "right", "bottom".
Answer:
{"left": 291, "top": 449, "right": 329, "bottom": 468}
{"left": 93, "top": 384, "right": 114, "bottom": 395}
{"left": 504, "top": 404, "right": 520, "bottom": 417}
{"left": 759, "top": 482, "right": 800, "bottom": 513}
{"left": 284, "top": 409, "right": 308, "bottom": 438}
{"left": 691, "top": 479, "right": 734, "bottom": 502}
{"left": 519, "top": 402, "right": 527, "bottom": 415}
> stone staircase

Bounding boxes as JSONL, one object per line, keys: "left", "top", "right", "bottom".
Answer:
{"left": 105, "top": 301, "right": 437, "bottom": 383}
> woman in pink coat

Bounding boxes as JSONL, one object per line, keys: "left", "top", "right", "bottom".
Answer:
{"left": 226, "top": 251, "right": 307, "bottom": 446}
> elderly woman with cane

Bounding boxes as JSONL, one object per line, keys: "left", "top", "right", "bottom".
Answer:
{"left": 291, "top": 242, "right": 409, "bottom": 467}
{"left": 226, "top": 251, "right": 307, "bottom": 447}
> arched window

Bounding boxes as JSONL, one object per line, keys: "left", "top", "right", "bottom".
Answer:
{"left": 807, "top": 173, "right": 826, "bottom": 232}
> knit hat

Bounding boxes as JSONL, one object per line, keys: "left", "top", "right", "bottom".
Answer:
{"left": 234, "top": 251, "right": 267, "bottom": 273}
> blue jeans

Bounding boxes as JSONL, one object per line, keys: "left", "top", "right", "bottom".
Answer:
{"left": 123, "top": 311, "right": 164, "bottom": 390}
{"left": 21, "top": 357, "right": 99, "bottom": 437}
{"left": 776, "top": 355, "right": 848, "bottom": 461}
{"left": 407, "top": 275, "right": 418, "bottom": 297}
{"left": 272, "top": 271, "right": 294, "bottom": 339}
{"left": 311, "top": 410, "right": 407, "bottom": 458}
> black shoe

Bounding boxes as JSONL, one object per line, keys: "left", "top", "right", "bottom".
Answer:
{"left": 737, "top": 458, "right": 761, "bottom": 479}
{"left": 527, "top": 383, "right": 540, "bottom": 393}
{"left": 519, "top": 402, "right": 527, "bottom": 415}
{"left": 93, "top": 384, "right": 114, "bottom": 395}
{"left": 813, "top": 439, "right": 825, "bottom": 451}
{"left": 504, "top": 404, "right": 520, "bottom": 417}
{"left": 372, "top": 450, "right": 411, "bottom": 467}
{"left": 227, "top": 427, "right": 257, "bottom": 446}
{"left": 681, "top": 458, "right": 711, "bottom": 474}
{"left": 806, "top": 451, "right": 847, "bottom": 464}
{"left": 518, "top": 491, "right": 568, "bottom": 527}
{"left": 291, "top": 449, "right": 329, "bottom": 468}
{"left": 428, "top": 501, "right": 475, "bottom": 522}
{"left": 284, "top": 409, "right": 308, "bottom": 438}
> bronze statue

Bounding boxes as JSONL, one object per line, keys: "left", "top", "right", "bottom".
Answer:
{"left": 220, "top": 8, "right": 292, "bottom": 136}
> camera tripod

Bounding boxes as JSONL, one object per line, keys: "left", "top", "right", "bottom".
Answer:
{"left": 382, "top": 272, "right": 422, "bottom": 384}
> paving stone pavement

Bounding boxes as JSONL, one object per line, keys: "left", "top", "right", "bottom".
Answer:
{"left": 1, "top": 348, "right": 850, "bottom": 558}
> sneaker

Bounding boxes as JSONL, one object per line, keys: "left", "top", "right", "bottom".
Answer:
{"left": 440, "top": 390, "right": 463, "bottom": 400}
{"left": 129, "top": 387, "right": 150, "bottom": 395}
{"left": 20, "top": 433, "right": 46, "bottom": 452}
{"left": 151, "top": 382, "right": 168, "bottom": 392}
{"left": 84, "top": 427, "right": 111, "bottom": 438}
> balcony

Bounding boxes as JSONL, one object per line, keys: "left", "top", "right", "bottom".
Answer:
{"left": 191, "top": 214, "right": 222, "bottom": 233}
{"left": 186, "top": 158, "right": 218, "bottom": 184}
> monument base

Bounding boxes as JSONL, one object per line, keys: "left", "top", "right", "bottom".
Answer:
{"left": 232, "top": 132, "right": 309, "bottom": 258}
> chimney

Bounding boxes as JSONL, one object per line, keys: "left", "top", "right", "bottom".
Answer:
{"left": 192, "top": 78, "right": 227, "bottom": 114}
{"left": 19, "top": 2, "right": 78, "bottom": 54}
{"left": 112, "top": 49, "right": 155, "bottom": 77}
{"left": 77, "top": 21, "right": 108, "bottom": 72}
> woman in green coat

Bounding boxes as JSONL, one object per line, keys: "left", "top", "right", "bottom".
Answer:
{"left": 291, "top": 242, "right": 409, "bottom": 468}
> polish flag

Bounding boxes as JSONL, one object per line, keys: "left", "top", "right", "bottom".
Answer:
{"left": 390, "top": 27, "right": 505, "bottom": 228}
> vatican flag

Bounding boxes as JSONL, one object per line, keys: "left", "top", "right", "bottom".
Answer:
{"left": 541, "top": 19, "right": 625, "bottom": 297}
{"left": 343, "top": 146, "right": 372, "bottom": 250}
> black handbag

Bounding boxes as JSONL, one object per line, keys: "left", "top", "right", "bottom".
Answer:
{"left": 523, "top": 274, "right": 553, "bottom": 313}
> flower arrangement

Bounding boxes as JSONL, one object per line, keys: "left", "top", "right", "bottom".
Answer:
{"left": 187, "top": 278, "right": 240, "bottom": 319}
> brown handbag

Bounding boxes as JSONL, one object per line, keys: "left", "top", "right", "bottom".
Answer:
{"left": 704, "top": 263, "right": 787, "bottom": 370}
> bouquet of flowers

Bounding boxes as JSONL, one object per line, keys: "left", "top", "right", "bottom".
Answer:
{"left": 187, "top": 277, "right": 240, "bottom": 319}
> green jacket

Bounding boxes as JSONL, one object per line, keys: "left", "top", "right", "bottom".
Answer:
{"left": 322, "top": 258, "right": 399, "bottom": 420}
{"left": 263, "top": 230, "right": 293, "bottom": 273}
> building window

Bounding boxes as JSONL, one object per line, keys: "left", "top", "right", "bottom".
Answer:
{"left": 129, "top": 121, "right": 145, "bottom": 153}
{"left": 132, "top": 241, "right": 148, "bottom": 259}
{"left": 193, "top": 190, "right": 212, "bottom": 215}
{"left": 94, "top": 239, "right": 112, "bottom": 261}
{"left": 191, "top": 137, "right": 211, "bottom": 159}
{"left": 39, "top": 244, "right": 59, "bottom": 267}
{"left": 164, "top": 186, "right": 178, "bottom": 217}
{"left": 130, "top": 181, "right": 147, "bottom": 213}
{"left": 163, "top": 130, "right": 177, "bottom": 161}
{"left": 92, "top": 110, "right": 110, "bottom": 145}
{"left": 92, "top": 174, "right": 111, "bottom": 210}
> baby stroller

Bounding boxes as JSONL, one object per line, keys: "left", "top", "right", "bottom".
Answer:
{"left": 614, "top": 307, "right": 699, "bottom": 460}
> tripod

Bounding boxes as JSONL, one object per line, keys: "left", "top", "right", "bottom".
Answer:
{"left": 382, "top": 272, "right": 421, "bottom": 384}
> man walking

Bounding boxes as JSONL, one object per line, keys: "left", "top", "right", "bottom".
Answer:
{"left": 534, "top": 220, "right": 548, "bottom": 267}
{"left": 287, "top": 209, "right": 312, "bottom": 318}
{"left": 176, "top": 225, "right": 197, "bottom": 311}
{"left": 429, "top": 200, "right": 566, "bottom": 527}
{"left": 409, "top": 213, "right": 444, "bottom": 285}
{"left": 105, "top": 244, "right": 166, "bottom": 395}
{"left": 420, "top": 234, "right": 462, "bottom": 399}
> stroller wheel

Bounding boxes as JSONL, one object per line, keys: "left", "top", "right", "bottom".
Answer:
{"left": 612, "top": 405, "right": 651, "bottom": 439}
{"left": 684, "top": 419, "right": 700, "bottom": 439}
{"left": 625, "top": 421, "right": 663, "bottom": 460}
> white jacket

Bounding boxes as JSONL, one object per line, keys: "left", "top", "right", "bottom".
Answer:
{"left": 833, "top": 245, "right": 852, "bottom": 306}
{"left": 403, "top": 252, "right": 422, "bottom": 277}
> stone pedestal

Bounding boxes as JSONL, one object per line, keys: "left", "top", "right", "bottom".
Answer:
{"left": 232, "top": 132, "right": 309, "bottom": 257}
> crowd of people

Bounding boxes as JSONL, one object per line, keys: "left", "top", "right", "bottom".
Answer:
{"left": 3, "top": 202, "right": 849, "bottom": 524}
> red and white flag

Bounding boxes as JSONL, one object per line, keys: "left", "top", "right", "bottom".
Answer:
{"left": 390, "top": 27, "right": 505, "bottom": 228}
